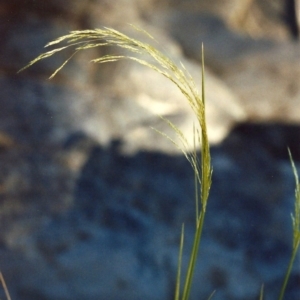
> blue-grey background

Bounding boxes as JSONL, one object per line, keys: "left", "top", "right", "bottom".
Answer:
{"left": 0, "top": 1, "right": 300, "bottom": 299}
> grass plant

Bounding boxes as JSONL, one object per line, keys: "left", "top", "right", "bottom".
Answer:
{"left": 0, "top": 272, "right": 11, "bottom": 300}
{"left": 18, "top": 26, "right": 300, "bottom": 300}
{"left": 278, "top": 150, "right": 300, "bottom": 300}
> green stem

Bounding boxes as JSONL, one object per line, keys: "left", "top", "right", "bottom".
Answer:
{"left": 278, "top": 239, "right": 300, "bottom": 300}
{"left": 259, "top": 284, "right": 264, "bottom": 300}
{"left": 175, "top": 225, "right": 185, "bottom": 300}
{"left": 181, "top": 210, "right": 206, "bottom": 300}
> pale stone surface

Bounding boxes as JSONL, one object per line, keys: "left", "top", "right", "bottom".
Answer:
{"left": 152, "top": 7, "right": 300, "bottom": 125}
{"left": 221, "top": 42, "right": 300, "bottom": 122}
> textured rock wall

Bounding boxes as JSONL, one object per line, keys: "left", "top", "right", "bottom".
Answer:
{"left": 0, "top": 1, "right": 300, "bottom": 300}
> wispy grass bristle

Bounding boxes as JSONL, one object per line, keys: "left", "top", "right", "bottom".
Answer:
{"left": 19, "top": 25, "right": 212, "bottom": 299}
{"left": 18, "top": 24, "right": 299, "bottom": 300}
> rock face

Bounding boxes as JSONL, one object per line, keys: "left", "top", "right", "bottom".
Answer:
{"left": 0, "top": 1, "right": 300, "bottom": 300}
{"left": 165, "top": 0, "right": 300, "bottom": 40}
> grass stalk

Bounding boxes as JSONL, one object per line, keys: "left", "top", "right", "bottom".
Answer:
{"left": 259, "top": 284, "right": 264, "bottom": 300}
{"left": 20, "top": 27, "right": 212, "bottom": 299}
{"left": 278, "top": 242, "right": 300, "bottom": 300}
{"left": 181, "top": 45, "right": 212, "bottom": 300}
{"left": 182, "top": 211, "right": 206, "bottom": 300}
{"left": 278, "top": 149, "right": 300, "bottom": 300}
{"left": 175, "top": 225, "right": 185, "bottom": 300}
{"left": 19, "top": 25, "right": 299, "bottom": 300}
{"left": 0, "top": 272, "right": 11, "bottom": 300}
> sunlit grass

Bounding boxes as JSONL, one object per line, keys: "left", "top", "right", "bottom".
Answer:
{"left": 20, "top": 25, "right": 212, "bottom": 299}
{"left": 278, "top": 149, "right": 300, "bottom": 300}
{"left": 18, "top": 25, "right": 299, "bottom": 300}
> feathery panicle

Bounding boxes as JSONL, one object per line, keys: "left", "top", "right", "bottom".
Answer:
{"left": 19, "top": 26, "right": 211, "bottom": 194}
{"left": 19, "top": 27, "right": 205, "bottom": 128}
{"left": 19, "top": 25, "right": 212, "bottom": 300}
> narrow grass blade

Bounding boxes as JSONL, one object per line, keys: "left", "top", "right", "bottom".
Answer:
{"left": 259, "top": 284, "right": 264, "bottom": 300}
{"left": 207, "top": 290, "right": 216, "bottom": 300}
{"left": 181, "top": 46, "right": 212, "bottom": 300}
{"left": 0, "top": 272, "right": 11, "bottom": 300}
{"left": 175, "top": 224, "right": 185, "bottom": 300}
{"left": 278, "top": 149, "right": 300, "bottom": 300}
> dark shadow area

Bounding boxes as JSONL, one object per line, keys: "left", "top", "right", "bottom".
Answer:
{"left": 284, "top": 0, "right": 300, "bottom": 39}
{"left": 1, "top": 118, "right": 300, "bottom": 299}
{"left": 73, "top": 138, "right": 195, "bottom": 231}
{"left": 219, "top": 122, "right": 300, "bottom": 161}
{"left": 68, "top": 122, "right": 300, "bottom": 299}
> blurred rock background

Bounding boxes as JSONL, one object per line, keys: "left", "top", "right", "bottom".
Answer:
{"left": 0, "top": 0, "right": 299, "bottom": 299}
